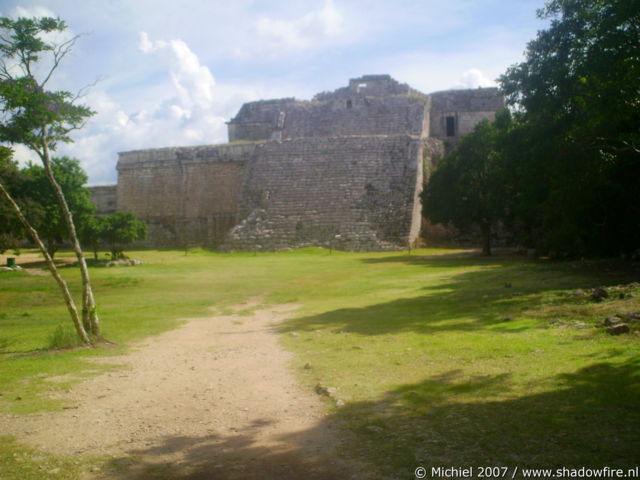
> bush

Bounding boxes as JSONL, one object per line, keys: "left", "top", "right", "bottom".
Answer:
{"left": 47, "top": 324, "right": 84, "bottom": 350}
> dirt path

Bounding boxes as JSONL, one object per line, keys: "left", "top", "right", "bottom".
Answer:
{"left": 1, "top": 301, "right": 366, "bottom": 479}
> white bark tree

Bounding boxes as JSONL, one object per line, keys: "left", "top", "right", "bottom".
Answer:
{"left": 0, "top": 16, "right": 101, "bottom": 340}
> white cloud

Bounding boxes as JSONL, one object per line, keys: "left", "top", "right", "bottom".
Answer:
{"left": 255, "top": 0, "right": 344, "bottom": 55}
{"left": 52, "top": 34, "right": 269, "bottom": 184}
{"left": 138, "top": 32, "right": 215, "bottom": 109}
{"left": 137, "top": 31, "right": 155, "bottom": 54}
{"left": 456, "top": 68, "right": 495, "bottom": 89}
{"left": 10, "top": 144, "right": 39, "bottom": 167}
{"left": 10, "top": 5, "right": 57, "bottom": 19}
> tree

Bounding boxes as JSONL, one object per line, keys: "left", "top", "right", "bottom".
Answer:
{"left": 499, "top": 0, "right": 640, "bottom": 256}
{"left": 21, "top": 157, "right": 95, "bottom": 257}
{"left": 100, "top": 212, "right": 146, "bottom": 259}
{"left": 0, "top": 147, "right": 91, "bottom": 344}
{"left": 78, "top": 215, "right": 104, "bottom": 261}
{"left": 0, "top": 146, "right": 25, "bottom": 252}
{"left": 422, "top": 116, "right": 511, "bottom": 255}
{"left": 0, "top": 16, "right": 101, "bottom": 338}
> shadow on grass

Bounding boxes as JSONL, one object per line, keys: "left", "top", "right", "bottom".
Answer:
{"left": 339, "top": 356, "right": 640, "bottom": 475}
{"left": 101, "top": 417, "right": 352, "bottom": 480}
{"left": 100, "top": 358, "right": 640, "bottom": 480}
{"left": 281, "top": 255, "right": 638, "bottom": 336}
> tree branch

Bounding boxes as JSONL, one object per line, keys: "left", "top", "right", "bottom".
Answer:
{"left": 41, "top": 34, "right": 80, "bottom": 87}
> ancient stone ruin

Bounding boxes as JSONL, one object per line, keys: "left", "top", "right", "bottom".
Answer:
{"left": 91, "top": 75, "right": 503, "bottom": 251}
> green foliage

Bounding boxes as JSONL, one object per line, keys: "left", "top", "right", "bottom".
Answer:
{"left": 0, "top": 435, "right": 89, "bottom": 480}
{"left": 499, "top": 0, "right": 640, "bottom": 256}
{"left": 422, "top": 115, "right": 512, "bottom": 255}
{"left": 99, "top": 212, "right": 147, "bottom": 259}
{"left": 47, "top": 324, "right": 83, "bottom": 350}
{"left": 0, "top": 147, "right": 25, "bottom": 252}
{"left": 77, "top": 215, "right": 103, "bottom": 260}
{"left": 0, "top": 17, "right": 94, "bottom": 150}
{"left": 19, "top": 157, "right": 94, "bottom": 256}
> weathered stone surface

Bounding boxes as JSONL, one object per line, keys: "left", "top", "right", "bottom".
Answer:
{"left": 117, "top": 144, "right": 254, "bottom": 247}
{"left": 223, "top": 135, "right": 424, "bottom": 251}
{"left": 87, "top": 185, "right": 117, "bottom": 216}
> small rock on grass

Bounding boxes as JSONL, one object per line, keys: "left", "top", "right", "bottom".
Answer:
{"left": 627, "top": 312, "right": 640, "bottom": 322}
{"left": 603, "top": 317, "right": 622, "bottom": 327}
{"left": 315, "top": 384, "right": 329, "bottom": 396}
{"left": 607, "top": 323, "right": 630, "bottom": 335}
{"left": 591, "top": 287, "right": 609, "bottom": 302}
{"left": 315, "top": 384, "right": 337, "bottom": 397}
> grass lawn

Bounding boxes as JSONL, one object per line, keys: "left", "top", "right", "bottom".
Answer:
{"left": 0, "top": 248, "right": 638, "bottom": 479}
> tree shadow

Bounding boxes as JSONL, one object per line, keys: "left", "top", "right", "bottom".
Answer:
{"left": 99, "top": 358, "right": 640, "bottom": 479}
{"left": 281, "top": 255, "right": 638, "bottom": 336}
{"left": 339, "top": 356, "right": 640, "bottom": 476}
{"left": 100, "top": 416, "right": 358, "bottom": 480}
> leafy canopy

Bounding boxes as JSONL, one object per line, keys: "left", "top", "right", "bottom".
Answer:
{"left": 21, "top": 157, "right": 95, "bottom": 255}
{"left": 499, "top": 0, "right": 640, "bottom": 256}
{"left": 0, "top": 16, "right": 94, "bottom": 152}
{"left": 422, "top": 114, "right": 512, "bottom": 255}
{"left": 100, "top": 212, "right": 147, "bottom": 259}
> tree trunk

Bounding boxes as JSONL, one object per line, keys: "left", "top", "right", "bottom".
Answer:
{"left": 0, "top": 180, "right": 91, "bottom": 345}
{"left": 40, "top": 128, "right": 101, "bottom": 338}
{"left": 47, "top": 238, "right": 57, "bottom": 259}
{"left": 480, "top": 220, "right": 492, "bottom": 256}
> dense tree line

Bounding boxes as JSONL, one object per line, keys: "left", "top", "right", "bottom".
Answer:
{"left": 423, "top": 0, "right": 639, "bottom": 257}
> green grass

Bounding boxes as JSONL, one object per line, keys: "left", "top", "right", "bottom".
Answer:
{"left": 0, "top": 248, "right": 638, "bottom": 479}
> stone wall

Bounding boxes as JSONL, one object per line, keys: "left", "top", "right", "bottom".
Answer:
{"left": 429, "top": 87, "right": 504, "bottom": 139}
{"left": 227, "top": 75, "right": 429, "bottom": 142}
{"left": 117, "top": 144, "right": 254, "bottom": 247}
{"left": 227, "top": 98, "right": 300, "bottom": 142}
{"left": 223, "top": 135, "right": 423, "bottom": 251}
{"left": 282, "top": 96, "right": 428, "bottom": 139}
{"left": 117, "top": 135, "right": 426, "bottom": 251}
{"left": 88, "top": 185, "right": 117, "bottom": 216}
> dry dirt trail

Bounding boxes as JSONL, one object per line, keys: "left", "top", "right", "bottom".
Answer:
{"left": 1, "top": 300, "right": 371, "bottom": 479}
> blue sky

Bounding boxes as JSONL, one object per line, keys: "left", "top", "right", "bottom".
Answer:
{"left": 0, "top": 0, "right": 548, "bottom": 184}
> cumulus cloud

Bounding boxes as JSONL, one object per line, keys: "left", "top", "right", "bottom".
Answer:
{"left": 54, "top": 34, "right": 263, "bottom": 184}
{"left": 137, "top": 32, "right": 215, "bottom": 109}
{"left": 255, "top": 0, "right": 344, "bottom": 54}
{"left": 456, "top": 68, "right": 495, "bottom": 89}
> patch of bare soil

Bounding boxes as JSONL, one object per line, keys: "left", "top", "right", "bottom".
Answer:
{"left": 0, "top": 302, "right": 370, "bottom": 479}
{"left": 0, "top": 253, "right": 75, "bottom": 275}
